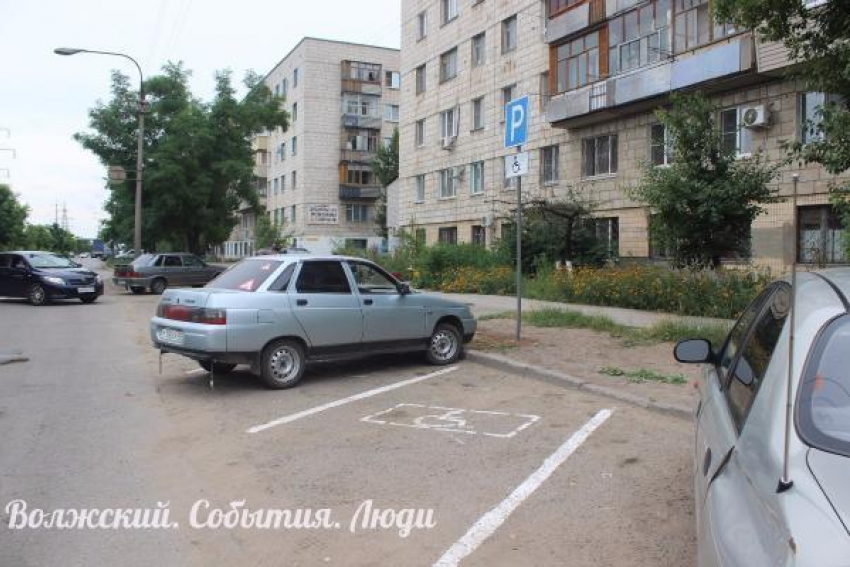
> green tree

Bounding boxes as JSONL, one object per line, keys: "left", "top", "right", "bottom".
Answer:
{"left": 75, "top": 63, "right": 288, "bottom": 254}
{"left": 630, "top": 93, "right": 782, "bottom": 269}
{"left": 714, "top": 1, "right": 850, "bottom": 253}
{"left": 23, "top": 224, "right": 52, "bottom": 251}
{"left": 254, "top": 212, "right": 289, "bottom": 250}
{"left": 0, "top": 184, "right": 29, "bottom": 248}
{"left": 371, "top": 128, "right": 399, "bottom": 240}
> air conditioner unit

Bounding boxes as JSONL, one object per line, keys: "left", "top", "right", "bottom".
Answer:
{"left": 441, "top": 135, "right": 456, "bottom": 150}
{"left": 453, "top": 166, "right": 465, "bottom": 181}
{"left": 742, "top": 105, "right": 770, "bottom": 129}
{"left": 481, "top": 214, "right": 494, "bottom": 228}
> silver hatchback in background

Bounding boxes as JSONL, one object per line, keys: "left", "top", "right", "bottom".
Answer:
{"left": 675, "top": 269, "right": 850, "bottom": 566}
{"left": 150, "top": 255, "right": 476, "bottom": 388}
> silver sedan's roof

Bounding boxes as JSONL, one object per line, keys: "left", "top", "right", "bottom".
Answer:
{"left": 245, "top": 254, "right": 369, "bottom": 263}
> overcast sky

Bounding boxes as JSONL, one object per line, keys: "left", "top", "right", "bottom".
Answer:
{"left": 0, "top": 0, "right": 401, "bottom": 238}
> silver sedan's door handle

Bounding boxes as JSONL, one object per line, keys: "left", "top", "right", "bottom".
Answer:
{"left": 296, "top": 299, "right": 308, "bottom": 306}
{"left": 364, "top": 299, "right": 373, "bottom": 306}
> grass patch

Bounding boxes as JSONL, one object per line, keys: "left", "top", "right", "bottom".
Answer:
{"left": 479, "top": 307, "right": 731, "bottom": 348}
{"left": 599, "top": 366, "right": 688, "bottom": 385}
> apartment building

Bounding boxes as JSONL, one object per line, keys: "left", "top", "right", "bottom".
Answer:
{"left": 220, "top": 134, "right": 269, "bottom": 259}
{"left": 221, "top": 37, "right": 400, "bottom": 259}
{"left": 399, "top": 0, "right": 848, "bottom": 271}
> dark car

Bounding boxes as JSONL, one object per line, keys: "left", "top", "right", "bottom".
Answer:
{"left": 0, "top": 251, "right": 104, "bottom": 305}
{"left": 113, "top": 253, "right": 225, "bottom": 295}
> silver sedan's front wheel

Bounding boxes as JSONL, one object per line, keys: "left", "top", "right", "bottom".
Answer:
{"left": 260, "top": 339, "right": 306, "bottom": 389}
{"left": 426, "top": 323, "right": 461, "bottom": 365}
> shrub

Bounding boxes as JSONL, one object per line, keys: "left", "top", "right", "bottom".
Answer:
{"left": 441, "top": 266, "right": 515, "bottom": 295}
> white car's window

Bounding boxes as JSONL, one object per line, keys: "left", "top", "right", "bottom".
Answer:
{"left": 348, "top": 262, "right": 398, "bottom": 294}
{"left": 207, "top": 259, "right": 283, "bottom": 292}
{"left": 798, "top": 314, "right": 850, "bottom": 457}
{"left": 718, "top": 285, "right": 774, "bottom": 385}
{"left": 295, "top": 261, "right": 351, "bottom": 294}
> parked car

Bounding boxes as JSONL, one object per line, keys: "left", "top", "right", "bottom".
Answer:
{"left": 0, "top": 251, "right": 104, "bottom": 305}
{"left": 113, "top": 253, "right": 225, "bottom": 295}
{"left": 675, "top": 269, "right": 850, "bottom": 566}
{"left": 149, "top": 255, "right": 477, "bottom": 388}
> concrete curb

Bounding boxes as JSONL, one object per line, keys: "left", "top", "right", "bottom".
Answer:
{"left": 466, "top": 350, "right": 693, "bottom": 421}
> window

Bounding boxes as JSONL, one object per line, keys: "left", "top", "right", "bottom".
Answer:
{"left": 801, "top": 92, "right": 841, "bottom": 144}
{"left": 293, "top": 68, "right": 299, "bottom": 87}
{"left": 346, "top": 204, "right": 369, "bottom": 223}
{"left": 502, "top": 159, "right": 517, "bottom": 190}
{"left": 163, "top": 255, "right": 182, "bottom": 267}
{"left": 472, "top": 97, "right": 485, "bottom": 130}
{"left": 650, "top": 123, "right": 672, "bottom": 166}
{"left": 281, "top": 175, "right": 286, "bottom": 192}
{"left": 717, "top": 286, "right": 774, "bottom": 385}
{"left": 292, "top": 170, "right": 297, "bottom": 189}
{"left": 725, "top": 284, "right": 789, "bottom": 429}
{"left": 472, "top": 33, "right": 486, "bottom": 68}
{"left": 345, "top": 163, "right": 374, "bottom": 186}
{"left": 798, "top": 206, "right": 846, "bottom": 264}
{"left": 549, "top": 0, "right": 583, "bottom": 17}
{"left": 415, "top": 119, "right": 426, "bottom": 147}
{"left": 417, "top": 11, "right": 428, "bottom": 40}
{"left": 502, "top": 16, "right": 517, "bottom": 54}
{"left": 594, "top": 217, "right": 619, "bottom": 257}
{"left": 416, "top": 65, "right": 427, "bottom": 95}
{"left": 209, "top": 260, "right": 284, "bottom": 292}
{"left": 439, "top": 227, "right": 458, "bottom": 244}
{"left": 383, "top": 136, "right": 392, "bottom": 149}
{"left": 385, "top": 71, "right": 401, "bottom": 89}
{"left": 608, "top": 0, "right": 670, "bottom": 77}
{"left": 582, "top": 134, "right": 618, "bottom": 177}
{"left": 674, "top": 0, "right": 710, "bottom": 53}
{"left": 541, "top": 145, "right": 560, "bottom": 185}
{"left": 438, "top": 168, "right": 456, "bottom": 198}
{"left": 720, "top": 107, "right": 754, "bottom": 157}
{"left": 472, "top": 225, "right": 486, "bottom": 246}
{"left": 539, "top": 72, "right": 550, "bottom": 109}
{"left": 343, "top": 94, "right": 379, "bottom": 117}
{"left": 292, "top": 102, "right": 297, "bottom": 122}
{"left": 384, "top": 104, "right": 400, "bottom": 122}
{"left": 555, "top": 31, "right": 599, "bottom": 93}
{"left": 348, "top": 61, "right": 381, "bottom": 83}
{"left": 295, "top": 261, "right": 351, "bottom": 294}
{"left": 440, "top": 108, "right": 457, "bottom": 139}
{"left": 441, "top": 0, "right": 458, "bottom": 24}
{"left": 415, "top": 228, "right": 426, "bottom": 243}
{"left": 268, "top": 263, "right": 296, "bottom": 292}
{"left": 440, "top": 48, "right": 458, "bottom": 82}
{"left": 278, "top": 142, "right": 285, "bottom": 161}
{"left": 291, "top": 136, "right": 297, "bottom": 156}
{"left": 290, "top": 205, "right": 296, "bottom": 223}
{"left": 273, "top": 177, "right": 279, "bottom": 195}
{"left": 470, "top": 161, "right": 484, "bottom": 194}
{"left": 501, "top": 84, "right": 515, "bottom": 120}
{"left": 346, "top": 239, "right": 368, "bottom": 250}
{"left": 348, "top": 261, "right": 399, "bottom": 294}
{"left": 345, "top": 129, "right": 378, "bottom": 152}
{"left": 415, "top": 174, "right": 426, "bottom": 203}
{"left": 281, "top": 78, "right": 288, "bottom": 98}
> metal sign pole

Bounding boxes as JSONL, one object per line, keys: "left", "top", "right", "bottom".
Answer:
{"left": 516, "top": 145, "right": 522, "bottom": 342}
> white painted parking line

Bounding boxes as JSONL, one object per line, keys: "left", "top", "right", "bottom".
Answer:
{"left": 246, "top": 366, "right": 459, "bottom": 434}
{"left": 432, "top": 408, "right": 614, "bottom": 567}
{"left": 361, "top": 404, "right": 540, "bottom": 438}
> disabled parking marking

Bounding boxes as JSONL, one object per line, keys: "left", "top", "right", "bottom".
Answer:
{"left": 361, "top": 404, "right": 540, "bottom": 438}
{"left": 432, "top": 408, "right": 614, "bottom": 567}
{"left": 246, "top": 366, "right": 459, "bottom": 434}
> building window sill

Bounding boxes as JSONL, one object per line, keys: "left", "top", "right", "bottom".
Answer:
{"left": 581, "top": 173, "right": 617, "bottom": 181}
{"left": 471, "top": 126, "right": 485, "bottom": 133}
{"left": 470, "top": 191, "right": 485, "bottom": 197}
{"left": 438, "top": 196, "right": 457, "bottom": 201}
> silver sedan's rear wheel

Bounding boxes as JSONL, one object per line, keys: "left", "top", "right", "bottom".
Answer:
{"left": 260, "top": 339, "right": 306, "bottom": 389}
{"left": 426, "top": 323, "right": 461, "bottom": 365}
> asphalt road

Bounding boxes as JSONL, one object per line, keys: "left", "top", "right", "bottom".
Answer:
{"left": 0, "top": 259, "right": 695, "bottom": 566}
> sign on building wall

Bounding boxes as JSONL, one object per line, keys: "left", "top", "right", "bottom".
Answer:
{"left": 307, "top": 204, "right": 339, "bottom": 225}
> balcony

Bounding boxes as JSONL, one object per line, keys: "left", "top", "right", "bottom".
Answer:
{"left": 341, "top": 79, "right": 382, "bottom": 96}
{"left": 340, "top": 149, "right": 377, "bottom": 163}
{"left": 548, "top": 34, "right": 757, "bottom": 127}
{"left": 545, "top": 0, "right": 605, "bottom": 44}
{"left": 342, "top": 113, "right": 382, "bottom": 130}
{"left": 339, "top": 185, "right": 382, "bottom": 201}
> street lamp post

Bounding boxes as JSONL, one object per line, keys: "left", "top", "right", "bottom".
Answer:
{"left": 55, "top": 47, "right": 145, "bottom": 254}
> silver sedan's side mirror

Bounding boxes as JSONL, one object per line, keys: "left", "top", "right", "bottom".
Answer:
{"left": 397, "top": 282, "right": 411, "bottom": 295}
{"left": 674, "top": 339, "right": 713, "bottom": 364}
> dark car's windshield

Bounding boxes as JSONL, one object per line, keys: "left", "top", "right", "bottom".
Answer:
{"left": 26, "top": 253, "right": 77, "bottom": 269}
{"left": 206, "top": 259, "right": 284, "bottom": 292}
{"left": 798, "top": 314, "right": 850, "bottom": 457}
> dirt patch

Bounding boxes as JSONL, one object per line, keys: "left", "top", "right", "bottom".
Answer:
{"left": 472, "top": 319, "right": 700, "bottom": 411}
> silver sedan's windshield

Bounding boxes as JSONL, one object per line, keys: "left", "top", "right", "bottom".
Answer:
{"left": 798, "top": 314, "right": 850, "bottom": 457}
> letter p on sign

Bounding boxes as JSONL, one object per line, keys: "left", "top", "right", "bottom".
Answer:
{"left": 504, "top": 96, "right": 529, "bottom": 149}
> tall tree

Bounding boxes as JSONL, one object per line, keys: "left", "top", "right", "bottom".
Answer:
{"left": 0, "top": 184, "right": 29, "bottom": 248}
{"left": 75, "top": 63, "right": 288, "bottom": 253}
{"left": 630, "top": 93, "right": 782, "bottom": 269}
{"left": 371, "top": 128, "right": 399, "bottom": 240}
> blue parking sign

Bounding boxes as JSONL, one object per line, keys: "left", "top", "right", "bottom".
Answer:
{"left": 504, "top": 96, "right": 529, "bottom": 148}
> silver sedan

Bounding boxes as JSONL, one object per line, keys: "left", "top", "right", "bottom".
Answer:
{"left": 150, "top": 255, "right": 477, "bottom": 388}
{"left": 675, "top": 268, "right": 850, "bottom": 566}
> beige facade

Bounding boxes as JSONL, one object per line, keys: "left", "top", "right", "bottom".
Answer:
{"left": 398, "top": 0, "right": 849, "bottom": 272}
{"left": 222, "top": 37, "right": 400, "bottom": 259}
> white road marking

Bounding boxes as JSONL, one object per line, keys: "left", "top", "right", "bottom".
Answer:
{"left": 432, "top": 408, "right": 614, "bottom": 567}
{"left": 361, "top": 403, "right": 540, "bottom": 438}
{"left": 246, "top": 366, "right": 459, "bottom": 434}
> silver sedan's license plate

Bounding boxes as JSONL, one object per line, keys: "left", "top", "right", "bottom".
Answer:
{"left": 78, "top": 286, "right": 95, "bottom": 293}
{"left": 157, "top": 327, "right": 185, "bottom": 346}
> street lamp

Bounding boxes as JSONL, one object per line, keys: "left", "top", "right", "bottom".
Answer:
{"left": 55, "top": 47, "right": 146, "bottom": 254}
